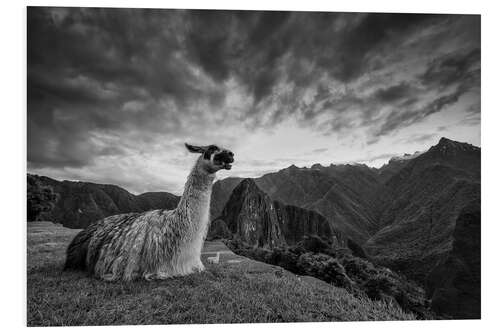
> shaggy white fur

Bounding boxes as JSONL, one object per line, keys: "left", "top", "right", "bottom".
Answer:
{"left": 65, "top": 144, "right": 234, "bottom": 281}
{"left": 207, "top": 252, "right": 220, "bottom": 264}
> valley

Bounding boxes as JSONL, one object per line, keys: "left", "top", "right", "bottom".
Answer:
{"left": 28, "top": 137, "right": 481, "bottom": 319}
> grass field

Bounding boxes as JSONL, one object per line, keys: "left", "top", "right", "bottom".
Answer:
{"left": 27, "top": 222, "right": 415, "bottom": 326}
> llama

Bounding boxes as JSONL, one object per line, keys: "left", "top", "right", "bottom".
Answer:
{"left": 64, "top": 143, "right": 234, "bottom": 281}
{"left": 206, "top": 252, "right": 220, "bottom": 264}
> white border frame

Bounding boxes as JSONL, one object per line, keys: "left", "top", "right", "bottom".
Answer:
{"left": 2, "top": 1, "right": 498, "bottom": 332}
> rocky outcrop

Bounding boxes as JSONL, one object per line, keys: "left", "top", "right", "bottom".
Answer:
{"left": 218, "top": 179, "right": 286, "bottom": 248}
{"left": 206, "top": 219, "right": 232, "bottom": 240}
{"left": 215, "top": 178, "right": 346, "bottom": 248}
{"left": 211, "top": 164, "right": 384, "bottom": 244}
{"left": 274, "top": 201, "right": 346, "bottom": 247}
{"left": 211, "top": 137, "right": 480, "bottom": 319}
{"left": 210, "top": 177, "right": 243, "bottom": 220}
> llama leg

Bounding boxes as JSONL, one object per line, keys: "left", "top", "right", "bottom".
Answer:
{"left": 193, "top": 260, "right": 205, "bottom": 272}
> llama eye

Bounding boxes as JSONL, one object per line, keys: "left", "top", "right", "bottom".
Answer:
{"left": 203, "top": 150, "right": 212, "bottom": 160}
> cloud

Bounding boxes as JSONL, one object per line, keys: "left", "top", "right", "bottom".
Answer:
{"left": 27, "top": 8, "right": 480, "bottom": 192}
{"left": 373, "top": 82, "right": 413, "bottom": 103}
{"left": 374, "top": 89, "right": 462, "bottom": 138}
{"left": 398, "top": 133, "right": 437, "bottom": 144}
{"left": 419, "top": 48, "right": 480, "bottom": 89}
{"left": 311, "top": 148, "right": 329, "bottom": 154}
{"left": 372, "top": 47, "right": 481, "bottom": 138}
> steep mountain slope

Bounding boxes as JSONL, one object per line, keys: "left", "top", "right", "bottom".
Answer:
{"left": 365, "top": 138, "right": 480, "bottom": 283}
{"left": 210, "top": 177, "right": 243, "bottom": 220}
{"left": 378, "top": 152, "right": 422, "bottom": 183}
{"left": 28, "top": 174, "right": 179, "bottom": 228}
{"left": 216, "top": 178, "right": 346, "bottom": 248}
{"left": 313, "top": 163, "right": 388, "bottom": 218}
{"left": 211, "top": 137, "right": 480, "bottom": 319}
{"left": 426, "top": 203, "right": 481, "bottom": 319}
{"left": 28, "top": 137, "right": 480, "bottom": 319}
{"left": 28, "top": 222, "right": 416, "bottom": 325}
{"left": 211, "top": 163, "right": 385, "bottom": 244}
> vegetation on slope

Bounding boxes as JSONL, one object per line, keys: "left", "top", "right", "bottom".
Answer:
{"left": 27, "top": 175, "right": 58, "bottom": 221}
{"left": 225, "top": 236, "right": 432, "bottom": 319}
{"left": 27, "top": 222, "right": 414, "bottom": 326}
{"left": 27, "top": 174, "right": 179, "bottom": 228}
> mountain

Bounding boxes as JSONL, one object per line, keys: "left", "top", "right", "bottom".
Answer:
{"left": 210, "top": 137, "right": 480, "bottom": 319}
{"left": 211, "top": 163, "right": 385, "bottom": 244}
{"left": 28, "top": 137, "right": 480, "bottom": 318}
{"left": 214, "top": 178, "right": 346, "bottom": 248}
{"left": 365, "top": 137, "right": 480, "bottom": 283}
{"left": 426, "top": 203, "right": 481, "bottom": 319}
{"left": 28, "top": 174, "right": 180, "bottom": 229}
{"left": 378, "top": 151, "right": 422, "bottom": 183}
{"left": 210, "top": 177, "right": 243, "bottom": 221}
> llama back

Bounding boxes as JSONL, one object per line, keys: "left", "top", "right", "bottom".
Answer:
{"left": 64, "top": 222, "right": 100, "bottom": 271}
{"left": 64, "top": 212, "right": 140, "bottom": 273}
{"left": 90, "top": 212, "right": 151, "bottom": 280}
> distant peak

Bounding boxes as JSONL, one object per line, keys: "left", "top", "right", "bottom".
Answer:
{"left": 230, "top": 178, "right": 267, "bottom": 200}
{"left": 311, "top": 163, "right": 323, "bottom": 169}
{"left": 431, "top": 137, "right": 479, "bottom": 154}
{"left": 389, "top": 151, "right": 422, "bottom": 163}
{"left": 438, "top": 137, "right": 453, "bottom": 144}
{"left": 236, "top": 178, "right": 264, "bottom": 193}
{"left": 239, "top": 178, "right": 258, "bottom": 187}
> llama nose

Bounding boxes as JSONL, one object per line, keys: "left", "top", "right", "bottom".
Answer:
{"left": 229, "top": 151, "right": 234, "bottom": 161}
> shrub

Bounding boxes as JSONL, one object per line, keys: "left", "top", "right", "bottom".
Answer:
{"left": 297, "top": 253, "right": 354, "bottom": 289}
{"left": 363, "top": 276, "right": 394, "bottom": 300}
{"left": 207, "top": 219, "right": 232, "bottom": 240}
{"left": 268, "top": 248, "right": 300, "bottom": 272}
{"left": 297, "top": 235, "right": 331, "bottom": 254}
{"left": 226, "top": 237, "right": 432, "bottom": 318}
{"left": 27, "top": 175, "right": 58, "bottom": 221}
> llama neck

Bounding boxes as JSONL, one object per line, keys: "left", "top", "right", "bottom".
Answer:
{"left": 176, "top": 157, "right": 215, "bottom": 229}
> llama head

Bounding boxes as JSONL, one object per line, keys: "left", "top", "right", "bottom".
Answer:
{"left": 185, "top": 143, "right": 234, "bottom": 173}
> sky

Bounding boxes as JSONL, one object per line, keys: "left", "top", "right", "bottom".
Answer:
{"left": 27, "top": 8, "right": 481, "bottom": 194}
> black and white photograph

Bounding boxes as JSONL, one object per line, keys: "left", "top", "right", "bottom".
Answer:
{"left": 19, "top": 1, "right": 488, "bottom": 328}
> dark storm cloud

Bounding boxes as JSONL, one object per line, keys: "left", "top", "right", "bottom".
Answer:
{"left": 27, "top": 7, "right": 480, "bottom": 172}
{"left": 185, "top": 11, "right": 441, "bottom": 105}
{"left": 374, "top": 47, "right": 481, "bottom": 138}
{"left": 375, "top": 88, "right": 464, "bottom": 137}
{"left": 419, "top": 48, "right": 480, "bottom": 89}
{"left": 373, "top": 82, "right": 413, "bottom": 103}
{"left": 319, "top": 13, "right": 434, "bottom": 82}
{"left": 27, "top": 7, "right": 223, "bottom": 169}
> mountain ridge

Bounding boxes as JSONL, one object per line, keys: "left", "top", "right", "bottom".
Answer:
{"left": 28, "top": 174, "right": 180, "bottom": 228}
{"left": 27, "top": 137, "right": 480, "bottom": 319}
{"left": 215, "top": 178, "right": 347, "bottom": 249}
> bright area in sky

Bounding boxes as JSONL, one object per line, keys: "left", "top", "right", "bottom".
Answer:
{"left": 27, "top": 9, "right": 480, "bottom": 195}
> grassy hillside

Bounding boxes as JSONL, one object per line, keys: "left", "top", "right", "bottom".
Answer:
{"left": 28, "top": 174, "right": 180, "bottom": 229}
{"left": 27, "top": 222, "right": 414, "bottom": 326}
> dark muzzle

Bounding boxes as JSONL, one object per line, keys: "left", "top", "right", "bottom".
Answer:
{"left": 214, "top": 150, "right": 234, "bottom": 169}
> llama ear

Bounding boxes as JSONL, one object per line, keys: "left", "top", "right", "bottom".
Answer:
{"left": 185, "top": 143, "right": 206, "bottom": 154}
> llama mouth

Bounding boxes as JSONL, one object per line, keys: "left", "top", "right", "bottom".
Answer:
{"left": 214, "top": 151, "right": 234, "bottom": 170}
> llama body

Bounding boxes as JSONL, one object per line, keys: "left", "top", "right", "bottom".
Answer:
{"left": 65, "top": 144, "right": 233, "bottom": 281}
{"left": 207, "top": 252, "right": 220, "bottom": 264}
